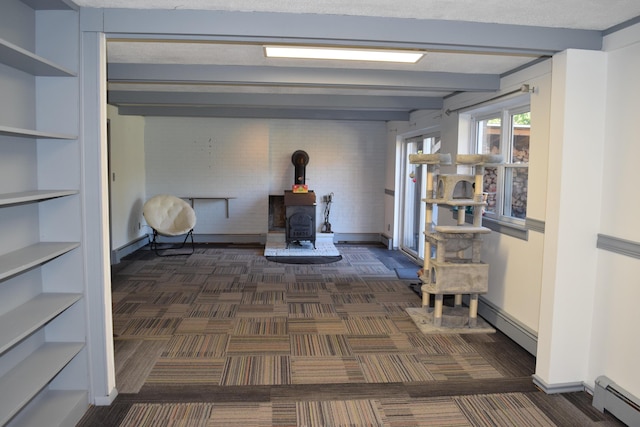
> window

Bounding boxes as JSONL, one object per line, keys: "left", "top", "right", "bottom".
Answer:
{"left": 473, "top": 105, "right": 530, "bottom": 223}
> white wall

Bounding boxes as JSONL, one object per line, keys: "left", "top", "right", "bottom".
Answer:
{"left": 142, "top": 117, "right": 387, "bottom": 238}
{"left": 588, "top": 23, "right": 640, "bottom": 398}
{"left": 107, "top": 105, "right": 146, "bottom": 251}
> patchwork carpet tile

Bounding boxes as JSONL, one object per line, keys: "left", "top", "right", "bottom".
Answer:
{"left": 207, "top": 403, "right": 274, "bottom": 427}
{"left": 290, "top": 334, "right": 352, "bottom": 357}
{"left": 453, "top": 393, "right": 556, "bottom": 427}
{"left": 288, "top": 302, "right": 338, "bottom": 318}
{"left": 161, "top": 334, "right": 229, "bottom": 358}
{"left": 335, "top": 303, "right": 388, "bottom": 317}
{"left": 236, "top": 303, "right": 289, "bottom": 318}
{"left": 296, "top": 399, "right": 385, "bottom": 427}
{"left": 290, "top": 356, "right": 366, "bottom": 384}
{"left": 226, "top": 335, "right": 291, "bottom": 355}
{"left": 118, "top": 317, "right": 182, "bottom": 338}
{"left": 379, "top": 396, "right": 471, "bottom": 427}
{"left": 119, "top": 402, "right": 214, "bottom": 427}
{"left": 343, "top": 316, "right": 400, "bottom": 335}
{"left": 146, "top": 358, "right": 225, "bottom": 384}
{"left": 288, "top": 318, "right": 348, "bottom": 335}
{"left": 357, "top": 354, "right": 436, "bottom": 383}
{"left": 420, "top": 353, "right": 503, "bottom": 381}
{"left": 187, "top": 303, "right": 237, "bottom": 318}
{"left": 405, "top": 332, "right": 478, "bottom": 355}
{"left": 114, "top": 339, "right": 168, "bottom": 393}
{"left": 220, "top": 355, "right": 291, "bottom": 385}
{"left": 347, "top": 335, "right": 412, "bottom": 354}
{"left": 233, "top": 317, "right": 288, "bottom": 335}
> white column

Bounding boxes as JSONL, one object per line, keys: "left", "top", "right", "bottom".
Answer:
{"left": 534, "top": 49, "right": 607, "bottom": 392}
{"left": 80, "top": 24, "right": 118, "bottom": 404}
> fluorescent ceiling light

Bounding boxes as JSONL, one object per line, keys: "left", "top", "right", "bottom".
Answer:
{"left": 264, "top": 46, "right": 424, "bottom": 63}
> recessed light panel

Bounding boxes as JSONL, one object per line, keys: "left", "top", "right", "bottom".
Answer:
{"left": 264, "top": 46, "right": 424, "bottom": 63}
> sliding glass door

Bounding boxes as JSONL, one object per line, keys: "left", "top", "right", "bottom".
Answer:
{"left": 399, "top": 134, "right": 440, "bottom": 260}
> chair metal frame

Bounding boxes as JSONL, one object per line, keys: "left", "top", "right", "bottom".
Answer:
{"left": 148, "top": 227, "right": 195, "bottom": 256}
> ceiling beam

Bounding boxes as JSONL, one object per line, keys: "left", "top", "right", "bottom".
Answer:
{"left": 116, "top": 105, "right": 410, "bottom": 121}
{"left": 107, "top": 91, "right": 444, "bottom": 110}
{"left": 94, "top": 9, "right": 603, "bottom": 55}
{"left": 108, "top": 63, "right": 499, "bottom": 92}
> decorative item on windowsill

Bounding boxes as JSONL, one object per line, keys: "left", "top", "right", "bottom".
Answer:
{"left": 321, "top": 192, "right": 333, "bottom": 233}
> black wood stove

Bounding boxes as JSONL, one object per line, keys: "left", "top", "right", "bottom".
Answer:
{"left": 285, "top": 151, "right": 316, "bottom": 248}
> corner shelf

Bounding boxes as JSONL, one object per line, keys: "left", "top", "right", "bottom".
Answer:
{"left": 0, "top": 190, "right": 78, "bottom": 207}
{"left": 0, "top": 342, "right": 84, "bottom": 426}
{"left": 0, "top": 38, "right": 76, "bottom": 77}
{"left": 0, "top": 293, "right": 82, "bottom": 355}
{"left": 0, "top": 242, "right": 80, "bottom": 282}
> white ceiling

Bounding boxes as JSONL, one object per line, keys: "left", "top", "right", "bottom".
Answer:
{"left": 75, "top": 0, "right": 640, "bottom": 120}
{"left": 75, "top": 0, "right": 640, "bottom": 30}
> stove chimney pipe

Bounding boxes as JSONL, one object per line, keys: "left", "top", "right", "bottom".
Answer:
{"left": 291, "top": 150, "right": 309, "bottom": 185}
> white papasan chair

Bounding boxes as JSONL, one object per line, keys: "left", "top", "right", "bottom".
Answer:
{"left": 143, "top": 194, "right": 197, "bottom": 256}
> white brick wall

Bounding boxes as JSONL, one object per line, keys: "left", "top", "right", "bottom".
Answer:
{"left": 144, "top": 117, "right": 387, "bottom": 235}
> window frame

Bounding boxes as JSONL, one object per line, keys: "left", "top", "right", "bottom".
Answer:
{"left": 469, "top": 101, "right": 530, "bottom": 227}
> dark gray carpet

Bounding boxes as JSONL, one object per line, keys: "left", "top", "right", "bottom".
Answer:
{"left": 395, "top": 267, "right": 420, "bottom": 279}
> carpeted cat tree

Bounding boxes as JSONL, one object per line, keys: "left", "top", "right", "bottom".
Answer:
{"left": 406, "top": 153, "right": 502, "bottom": 333}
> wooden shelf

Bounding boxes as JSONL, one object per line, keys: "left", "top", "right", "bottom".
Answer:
{"left": 10, "top": 390, "right": 87, "bottom": 427}
{"left": 20, "top": 0, "right": 77, "bottom": 10}
{"left": 0, "top": 293, "right": 82, "bottom": 355}
{"left": 0, "top": 242, "right": 79, "bottom": 282}
{"left": 0, "top": 38, "right": 75, "bottom": 77}
{"left": 0, "top": 342, "right": 84, "bottom": 426}
{"left": 0, "top": 125, "right": 76, "bottom": 140}
{"left": 0, "top": 190, "right": 77, "bottom": 207}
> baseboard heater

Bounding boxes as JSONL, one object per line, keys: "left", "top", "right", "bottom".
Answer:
{"left": 593, "top": 375, "right": 640, "bottom": 426}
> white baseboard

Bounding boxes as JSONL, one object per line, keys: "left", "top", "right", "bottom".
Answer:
{"left": 472, "top": 295, "right": 538, "bottom": 356}
{"left": 334, "top": 232, "right": 382, "bottom": 243}
{"left": 93, "top": 387, "right": 118, "bottom": 406}
{"left": 111, "top": 235, "right": 148, "bottom": 264}
{"left": 532, "top": 375, "right": 585, "bottom": 394}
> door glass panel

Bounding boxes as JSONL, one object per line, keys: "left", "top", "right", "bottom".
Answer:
{"left": 399, "top": 135, "right": 440, "bottom": 261}
{"left": 401, "top": 140, "right": 423, "bottom": 255}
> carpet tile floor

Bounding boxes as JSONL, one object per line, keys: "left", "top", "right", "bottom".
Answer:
{"left": 77, "top": 244, "right": 624, "bottom": 426}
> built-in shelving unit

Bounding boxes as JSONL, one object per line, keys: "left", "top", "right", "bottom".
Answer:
{"left": 0, "top": 0, "right": 89, "bottom": 425}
